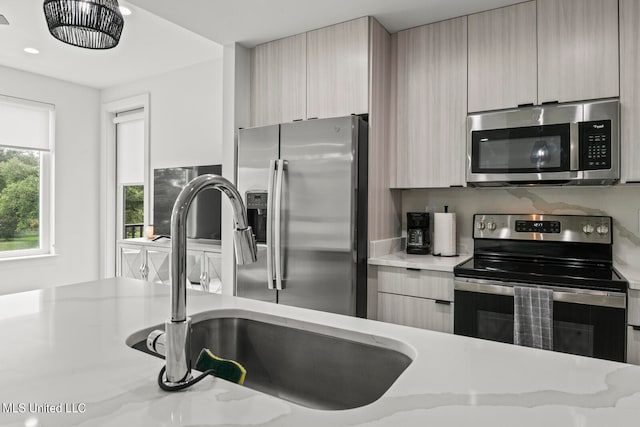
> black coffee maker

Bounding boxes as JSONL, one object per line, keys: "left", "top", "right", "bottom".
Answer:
{"left": 406, "top": 212, "right": 430, "bottom": 254}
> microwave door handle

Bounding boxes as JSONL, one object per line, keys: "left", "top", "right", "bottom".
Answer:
{"left": 274, "top": 159, "right": 286, "bottom": 290}
{"left": 266, "top": 159, "right": 277, "bottom": 289}
{"left": 570, "top": 122, "right": 580, "bottom": 171}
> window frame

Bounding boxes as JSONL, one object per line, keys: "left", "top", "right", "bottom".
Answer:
{"left": 100, "top": 94, "right": 150, "bottom": 278}
{"left": 0, "top": 97, "right": 54, "bottom": 259}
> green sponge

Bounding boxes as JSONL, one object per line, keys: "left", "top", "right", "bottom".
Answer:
{"left": 194, "top": 348, "right": 246, "bottom": 385}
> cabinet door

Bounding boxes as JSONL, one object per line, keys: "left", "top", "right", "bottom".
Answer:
{"left": 628, "top": 326, "right": 640, "bottom": 365}
{"left": 620, "top": 0, "right": 640, "bottom": 183}
{"left": 118, "top": 245, "right": 144, "bottom": 279}
{"left": 395, "top": 17, "right": 467, "bottom": 188}
{"left": 185, "top": 250, "right": 222, "bottom": 293}
{"left": 250, "top": 33, "right": 307, "bottom": 127}
{"left": 306, "top": 17, "right": 369, "bottom": 119}
{"left": 204, "top": 251, "right": 222, "bottom": 294}
{"left": 468, "top": 1, "right": 537, "bottom": 112}
{"left": 378, "top": 292, "right": 453, "bottom": 333}
{"left": 146, "top": 248, "right": 170, "bottom": 285}
{"left": 186, "top": 250, "right": 204, "bottom": 289}
{"left": 377, "top": 266, "right": 454, "bottom": 301}
{"left": 537, "top": 0, "right": 619, "bottom": 104}
{"left": 628, "top": 289, "right": 640, "bottom": 325}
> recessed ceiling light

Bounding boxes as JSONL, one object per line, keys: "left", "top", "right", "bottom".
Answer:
{"left": 24, "top": 47, "right": 39, "bottom": 55}
{"left": 119, "top": 6, "right": 132, "bottom": 16}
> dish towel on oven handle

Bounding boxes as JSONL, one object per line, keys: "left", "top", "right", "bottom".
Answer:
{"left": 513, "top": 286, "right": 553, "bottom": 350}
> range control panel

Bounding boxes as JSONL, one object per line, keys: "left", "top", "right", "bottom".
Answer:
{"left": 515, "top": 220, "right": 561, "bottom": 234}
{"left": 580, "top": 120, "right": 611, "bottom": 170}
{"left": 474, "top": 214, "right": 612, "bottom": 244}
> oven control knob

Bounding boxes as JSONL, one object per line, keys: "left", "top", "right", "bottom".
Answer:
{"left": 487, "top": 221, "right": 497, "bottom": 231}
{"left": 476, "top": 221, "right": 485, "bottom": 230}
{"left": 596, "top": 224, "right": 609, "bottom": 235}
{"left": 582, "top": 224, "right": 595, "bottom": 235}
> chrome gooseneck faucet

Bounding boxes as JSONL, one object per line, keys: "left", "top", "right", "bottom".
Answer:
{"left": 161, "top": 174, "right": 257, "bottom": 386}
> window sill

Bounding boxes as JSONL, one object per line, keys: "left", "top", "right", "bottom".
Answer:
{"left": 0, "top": 253, "right": 58, "bottom": 263}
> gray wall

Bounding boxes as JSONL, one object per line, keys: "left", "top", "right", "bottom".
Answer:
{"left": 0, "top": 65, "right": 101, "bottom": 295}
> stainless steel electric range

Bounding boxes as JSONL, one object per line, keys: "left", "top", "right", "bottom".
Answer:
{"left": 454, "top": 214, "right": 628, "bottom": 362}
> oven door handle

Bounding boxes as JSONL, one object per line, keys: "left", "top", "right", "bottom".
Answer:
{"left": 454, "top": 278, "right": 626, "bottom": 309}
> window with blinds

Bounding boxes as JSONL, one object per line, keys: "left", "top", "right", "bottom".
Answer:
{"left": 0, "top": 95, "right": 53, "bottom": 257}
{"left": 115, "top": 110, "right": 145, "bottom": 239}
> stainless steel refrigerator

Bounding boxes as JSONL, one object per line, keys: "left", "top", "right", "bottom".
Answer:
{"left": 236, "top": 116, "right": 367, "bottom": 317}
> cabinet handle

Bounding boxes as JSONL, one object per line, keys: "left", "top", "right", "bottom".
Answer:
{"left": 140, "top": 263, "right": 149, "bottom": 281}
{"left": 517, "top": 103, "right": 534, "bottom": 108}
{"left": 541, "top": 100, "right": 559, "bottom": 105}
{"left": 435, "top": 300, "right": 451, "bottom": 305}
{"left": 449, "top": 185, "right": 463, "bottom": 188}
{"left": 633, "top": 326, "right": 640, "bottom": 331}
{"left": 200, "top": 270, "right": 210, "bottom": 292}
{"left": 405, "top": 268, "right": 421, "bottom": 272}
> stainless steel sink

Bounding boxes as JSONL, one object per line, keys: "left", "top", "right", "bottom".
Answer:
{"left": 126, "top": 310, "right": 413, "bottom": 410}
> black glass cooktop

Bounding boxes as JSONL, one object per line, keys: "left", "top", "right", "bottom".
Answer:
{"left": 454, "top": 256, "right": 627, "bottom": 293}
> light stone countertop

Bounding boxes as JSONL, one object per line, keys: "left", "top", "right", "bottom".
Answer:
{"left": 1, "top": 278, "right": 640, "bottom": 426}
{"left": 118, "top": 237, "right": 222, "bottom": 252}
{"left": 369, "top": 250, "right": 640, "bottom": 293}
{"left": 368, "top": 252, "right": 471, "bottom": 272}
{"left": 615, "top": 264, "right": 640, "bottom": 290}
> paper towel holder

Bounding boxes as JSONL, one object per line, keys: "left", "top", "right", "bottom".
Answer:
{"left": 433, "top": 206, "right": 458, "bottom": 257}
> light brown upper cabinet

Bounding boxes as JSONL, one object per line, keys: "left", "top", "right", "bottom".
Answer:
{"left": 395, "top": 17, "right": 467, "bottom": 188}
{"left": 537, "top": 0, "right": 619, "bottom": 104}
{"left": 306, "top": 17, "right": 369, "bottom": 119}
{"left": 250, "top": 34, "right": 307, "bottom": 127}
{"left": 468, "top": 1, "right": 537, "bottom": 112}
{"left": 250, "top": 17, "right": 370, "bottom": 126}
{"left": 619, "top": 0, "right": 640, "bottom": 183}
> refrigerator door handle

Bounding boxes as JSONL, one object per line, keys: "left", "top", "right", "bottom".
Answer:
{"left": 274, "top": 159, "right": 286, "bottom": 290}
{"left": 266, "top": 159, "right": 277, "bottom": 289}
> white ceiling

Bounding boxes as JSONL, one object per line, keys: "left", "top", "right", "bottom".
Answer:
{"left": 0, "top": 1, "right": 222, "bottom": 89}
{"left": 127, "top": 0, "right": 525, "bottom": 47}
{"left": 0, "top": 0, "right": 524, "bottom": 89}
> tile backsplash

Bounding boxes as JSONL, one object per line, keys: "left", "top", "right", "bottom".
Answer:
{"left": 402, "top": 185, "right": 640, "bottom": 267}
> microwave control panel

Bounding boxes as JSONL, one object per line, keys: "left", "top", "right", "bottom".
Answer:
{"left": 580, "top": 120, "right": 611, "bottom": 170}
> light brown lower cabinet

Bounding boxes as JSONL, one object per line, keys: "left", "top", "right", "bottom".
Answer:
{"left": 376, "top": 266, "right": 454, "bottom": 333}
{"left": 378, "top": 292, "right": 453, "bottom": 333}
{"left": 627, "top": 326, "right": 640, "bottom": 365}
{"left": 627, "top": 289, "right": 640, "bottom": 365}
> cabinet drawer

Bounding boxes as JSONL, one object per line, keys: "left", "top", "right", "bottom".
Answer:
{"left": 628, "top": 326, "right": 640, "bottom": 365}
{"left": 377, "top": 292, "right": 453, "bottom": 333}
{"left": 629, "top": 289, "right": 640, "bottom": 325}
{"left": 377, "top": 266, "right": 453, "bottom": 301}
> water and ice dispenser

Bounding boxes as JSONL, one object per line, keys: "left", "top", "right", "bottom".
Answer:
{"left": 246, "top": 191, "right": 267, "bottom": 244}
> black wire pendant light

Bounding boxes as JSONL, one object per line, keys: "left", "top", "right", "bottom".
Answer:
{"left": 43, "top": 0, "right": 124, "bottom": 49}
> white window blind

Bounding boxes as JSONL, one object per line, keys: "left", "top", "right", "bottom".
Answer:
{"left": 0, "top": 96, "right": 53, "bottom": 151}
{"left": 116, "top": 117, "right": 144, "bottom": 184}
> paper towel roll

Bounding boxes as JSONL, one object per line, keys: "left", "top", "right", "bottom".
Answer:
{"left": 433, "top": 213, "right": 457, "bottom": 256}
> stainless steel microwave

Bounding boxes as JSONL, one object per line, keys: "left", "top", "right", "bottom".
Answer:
{"left": 467, "top": 99, "right": 619, "bottom": 186}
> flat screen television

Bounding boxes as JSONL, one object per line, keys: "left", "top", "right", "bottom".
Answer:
{"left": 153, "top": 164, "right": 222, "bottom": 240}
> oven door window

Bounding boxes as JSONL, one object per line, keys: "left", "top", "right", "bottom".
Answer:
{"left": 454, "top": 290, "right": 625, "bottom": 362}
{"left": 471, "top": 124, "right": 571, "bottom": 173}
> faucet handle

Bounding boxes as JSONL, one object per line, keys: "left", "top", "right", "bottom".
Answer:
{"left": 235, "top": 227, "right": 258, "bottom": 265}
